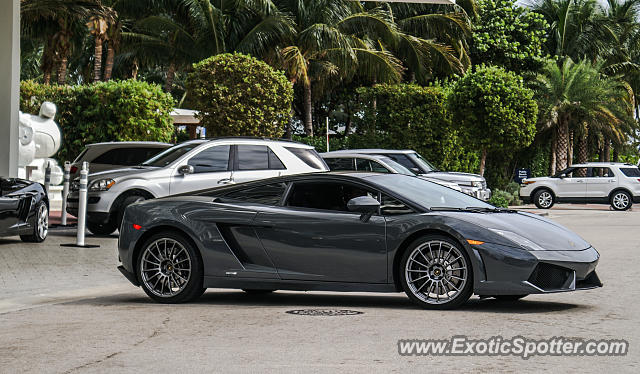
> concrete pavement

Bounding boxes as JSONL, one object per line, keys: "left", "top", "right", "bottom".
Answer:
{"left": 0, "top": 208, "right": 638, "bottom": 373}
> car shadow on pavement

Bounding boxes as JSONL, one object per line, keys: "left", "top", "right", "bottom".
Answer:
{"left": 72, "top": 290, "right": 586, "bottom": 314}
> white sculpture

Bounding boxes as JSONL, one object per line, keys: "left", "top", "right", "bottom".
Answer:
{"left": 18, "top": 101, "right": 64, "bottom": 185}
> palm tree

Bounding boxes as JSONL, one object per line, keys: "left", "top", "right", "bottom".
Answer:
{"left": 535, "top": 59, "right": 633, "bottom": 172}
{"left": 274, "top": 0, "right": 404, "bottom": 136}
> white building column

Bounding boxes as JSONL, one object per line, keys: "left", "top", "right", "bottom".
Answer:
{"left": 0, "top": 0, "right": 20, "bottom": 177}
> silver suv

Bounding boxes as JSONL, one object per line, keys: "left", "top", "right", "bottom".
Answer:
{"left": 328, "top": 149, "right": 491, "bottom": 200}
{"left": 520, "top": 162, "right": 640, "bottom": 210}
{"left": 67, "top": 138, "right": 328, "bottom": 235}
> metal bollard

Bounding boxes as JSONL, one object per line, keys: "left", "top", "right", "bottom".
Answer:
{"left": 44, "top": 161, "right": 51, "bottom": 195}
{"left": 76, "top": 162, "right": 89, "bottom": 246}
{"left": 61, "top": 161, "right": 99, "bottom": 248}
{"left": 60, "top": 162, "right": 70, "bottom": 226}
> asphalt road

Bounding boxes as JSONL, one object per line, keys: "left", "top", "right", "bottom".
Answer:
{"left": 0, "top": 206, "right": 638, "bottom": 373}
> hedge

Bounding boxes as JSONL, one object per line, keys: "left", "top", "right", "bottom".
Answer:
{"left": 20, "top": 80, "right": 175, "bottom": 162}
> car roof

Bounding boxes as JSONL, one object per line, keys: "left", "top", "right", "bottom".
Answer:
{"left": 570, "top": 162, "right": 636, "bottom": 168}
{"left": 327, "top": 149, "right": 416, "bottom": 154}
{"left": 191, "top": 137, "right": 313, "bottom": 148}
{"left": 86, "top": 141, "right": 172, "bottom": 147}
{"left": 320, "top": 152, "right": 393, "bottom": 160}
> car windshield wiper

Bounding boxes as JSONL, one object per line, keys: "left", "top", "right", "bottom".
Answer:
{"left": 429, "top": 206, "right": 517, "bottom": 213}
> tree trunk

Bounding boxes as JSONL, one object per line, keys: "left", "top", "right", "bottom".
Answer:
{"left": 604, "top": 139, "right": 611, "bottom": 162}
{"left": 576, "top": 133, "right": 588, "bottom": 165}
{"left": 567, "top": 131, "right": 574, "bottom": 166}
{"left": 550, "top": 133, "right": 557, "bottom": 175}
{"left": 303, "top": 81, "right": 313, "bottom": 136}
{"left": 93, "top": 36, "right": 103, "bottom": 82}
{"left": 555, "top": 118, "right": 569, "bottom": 171}
{"left": 57, "top": 56, "right": 68, "bottom": 85}
{"left": 43, "top": 69, "right": 52, "bottom": 85}
{"left": 479, "top": 148, "right": 487, "bottom": 176}
{"left": 103, "top": 42, "right": 115, "bottom": 81}
{"left": 613, "top": 147, "right": 619, "bottom": 162}
{"left": 164, "top": 62, "right": 176, "bottom": 93}
{"left": 131, "top": 58, "right": 139, "bottom": 80}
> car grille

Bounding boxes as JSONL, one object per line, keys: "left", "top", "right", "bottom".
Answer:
{"left": 527, "top": 263, "right": 574, "bottom": 290}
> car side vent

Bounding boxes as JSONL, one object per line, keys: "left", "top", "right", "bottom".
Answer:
{"left": 17, "top": 195, "right": 33, "bottom": 221}
{"left": 527, "top": 263, "right": 573, "bottom": 291}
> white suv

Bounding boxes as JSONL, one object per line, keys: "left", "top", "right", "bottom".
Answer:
{"left": 67, "top": 138, "right": 328, "bottom": 235}
{"left": 520, "top": 162, "right": 640, "bottom": 210}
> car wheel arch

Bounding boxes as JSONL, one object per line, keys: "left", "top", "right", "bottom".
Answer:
{"left": 110, "top": 189, "right": 155, "bottom": 215}
{"left": 132, "top": 225, "right": 204, "bottom": 281}
{"left": 531, "top": 186, "right": 555, "bottom": 201}
{"left": 608, "top": 187, "right": 632, "bottom": 201}
{"left": 391, "top": 228, "right": 472, "bottom": 292}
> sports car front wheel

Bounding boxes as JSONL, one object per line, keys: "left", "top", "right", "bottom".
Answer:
{"left": 20, "top": 202, "right": 48, "bottom": 243}
{"left": 137, "top": 232, "right": 205, "bottom": 303}
{"left": 400, "top": 235, "right": 473, "bottom": 309}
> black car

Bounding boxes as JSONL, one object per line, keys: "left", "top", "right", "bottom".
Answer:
{"left": 0, "top": 177, "right": 49, "bottom": 242}
{"left": 117, "top": 172, "right": 602, "bottom": 309}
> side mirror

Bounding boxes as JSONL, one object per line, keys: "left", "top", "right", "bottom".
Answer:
{"left": 411, "top": 167, "right": 421, "bottom": 174}
{"left": 178, "top": 165, "right": 194, "bottom": 175}
{"left": 347, "top": 196, "right": 380, "bottom": 222}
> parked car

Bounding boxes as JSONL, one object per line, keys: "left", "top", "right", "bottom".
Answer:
{"left": 67, "top": 138, "right": 328, "bottom": 235}
{"left": 70, "top": 142, "right": 172, "bottom": 178}
{"left": 117, "top": 172, "right": 602, "bottom": 308}
{"left": 520, "top": 162, "right": 640, "bottom": 210}
{"left": 0, "top": 177, "right": 48, "bottom": 242}
{"left": 328, "top": 149, "right": 491, "bottom": 200}
{"left": 321, "top": 152, "right": 463, "bottom": 191}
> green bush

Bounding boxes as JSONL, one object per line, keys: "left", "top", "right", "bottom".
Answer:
{"left": 449, "top": 65, "right": 537, "bottom": 175}
{"left": 186, "top": 53, "right": 293, "bottom": 138}
{"left": 489, "top": 190, "right": 511, "bottom": 208}
{"left": 20, "top": 80, "right": 175, "bottom": 162}
{"left": 354, "top": 84, "right": 479, "bottom": 173}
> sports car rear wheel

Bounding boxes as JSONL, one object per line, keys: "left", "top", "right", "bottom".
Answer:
{"left": 400, "top": 235, "right": 473, "bottom": 309}
{"left": 138, "top": 232, "right": 205, "bottom": 303}
{"left": 20, "top": 202, "right": 48, "bottom": 243}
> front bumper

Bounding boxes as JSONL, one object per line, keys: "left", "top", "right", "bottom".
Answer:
{"left": 66, "top": 189, "right": 117, "bottom": 222}
{"left": 473, "top": 243, "right": 602, "bottom": 296}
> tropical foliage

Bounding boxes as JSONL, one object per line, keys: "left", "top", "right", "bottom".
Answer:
{"left": 186, "top": 53, "right": 294, "bottom": 138}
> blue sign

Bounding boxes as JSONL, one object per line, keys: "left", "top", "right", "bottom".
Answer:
{"left": 515, "top": 168, "right": 531, "bottom": 184}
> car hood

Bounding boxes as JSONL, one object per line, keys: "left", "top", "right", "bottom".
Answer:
{"left": 421, "top": 171, "right": 485, "bottom": 184}
{"left": 443, "top": 211, "right": 590, "bottom": 251}
{"left": 87, "top": 166, "right": 156, "bottom": 180}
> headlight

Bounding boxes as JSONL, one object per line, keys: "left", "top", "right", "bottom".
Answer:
{"left": 471, "top": 181, "right": 484, "bottom": 188}
{"left": 89, "top": 179, "right": 116, "bottom": 191}
{"left": 488, "top": 228, "right": 546, "bottom": 251}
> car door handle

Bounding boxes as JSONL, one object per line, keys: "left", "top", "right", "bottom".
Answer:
{"left": 576, "top": 180, "right": 584, "bottom": 183}
{"left": 217, "top": 178, "right": 235, "bottom": 185}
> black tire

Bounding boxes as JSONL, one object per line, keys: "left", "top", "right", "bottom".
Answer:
{"left": 533, "top": 189, "right": 554, "bottom": 209}
{"left": 242, "top": 289, "right": 275, "bottom": 294}
{"left": 399, "top": 235, "right": 473, "bottom": 310}
{"left": 493, "top": 295, "right": 527, "bottom": 301}
{"left": 137, "top": 231, "right": 205, "bottom": 303}
{"left": 610, "top": 190, "right": 632, "bottom": 211}
{"left": 87, "top": 220, "right": 117, "bottom": 236}
{"left": 116, "top": 195, "right": 147, "bottom": 230}
{"left": 20, "top": 201, "right": 48, "bottom": 243}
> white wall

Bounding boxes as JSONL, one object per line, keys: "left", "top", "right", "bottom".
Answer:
{"left": 0, "top": 0, "right": 20, "bottom": 177}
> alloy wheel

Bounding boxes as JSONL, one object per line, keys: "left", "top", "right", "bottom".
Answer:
{"left": 612, "top": 192, "right": 630, "bottom": 210}
{"left": 538, "top": 191, "right": 553, "bottom": 208}
{"left": 37, "top": 203, "right": 48, "bottom": 239}
{"left": 140, "top": 238, "right": 192, "bottom": 297}
{"left": 404, "top": 241, "right": 468, "bottom": 305}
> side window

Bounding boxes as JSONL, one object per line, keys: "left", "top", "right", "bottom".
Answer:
{"left": 187, "top": 145, "right": 230, "bottom": 173}
{"left": 621, "top": 167, "right": 640, "bottom": 177}
{"left": 268, "top": 149, "right": 286, "bottom": 170}
{"left": 380, "top": 194, "right": 414, "bottom": 215}
{"left": 93, "top": 147, "right": 168, "bottom": 166}
{"left": 91, "top": 149, "right": 119, "bottom": 164}
{"left": 285, "top": 147, "right": 327, "bottom": 170}
{"left": 565, "top": 167, "right": 587, "bottom": 178}
{"left": 287, "top": 182, "right": 376, "bottom": 212}
{"left": 224, "top": 182, "right": 287, "bottom": 205}
{"left": 369, "top": 161, "right": 390, "bottom": 173}
{"left": 381, "top": 154, "right": 416, "bottom": 170}
{"left": 237, "top": 145, "right": 269, "bottom": 170}
{"left": 325, "top": 158, "right": 355, "bottom": 171}
{"left": 589, "top": 167, "right": 613, "bottom": 177}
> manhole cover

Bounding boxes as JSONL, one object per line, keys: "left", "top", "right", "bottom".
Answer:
{"left": 285, "top": 309, "right": 363, "bottom": 316}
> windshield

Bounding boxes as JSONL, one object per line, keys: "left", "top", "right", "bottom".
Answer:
{"left": 412, "top": 152, "right": 439, "bottom": 173}
{"left": 380, "top": 157, "right": 416, "bottom": 176}
{"left": 141, "top": 143, "right": 198, "bottom": 167}
{"left": 370, "top": 174, "right": 493, "bottom": 210}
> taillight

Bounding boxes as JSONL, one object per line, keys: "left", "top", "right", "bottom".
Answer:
{"left": 133, "top": 224, "right": 142, "bottom": 230}
{"left": 637, "top": 179, "right": 640, "bottom": 183}
{"left": 70, "top": 165, "right": 78, "bottom": 174}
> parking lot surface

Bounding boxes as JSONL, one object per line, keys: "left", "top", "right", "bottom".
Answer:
{"left": 0, "top": 206, "right": 638, "bottom": 373}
